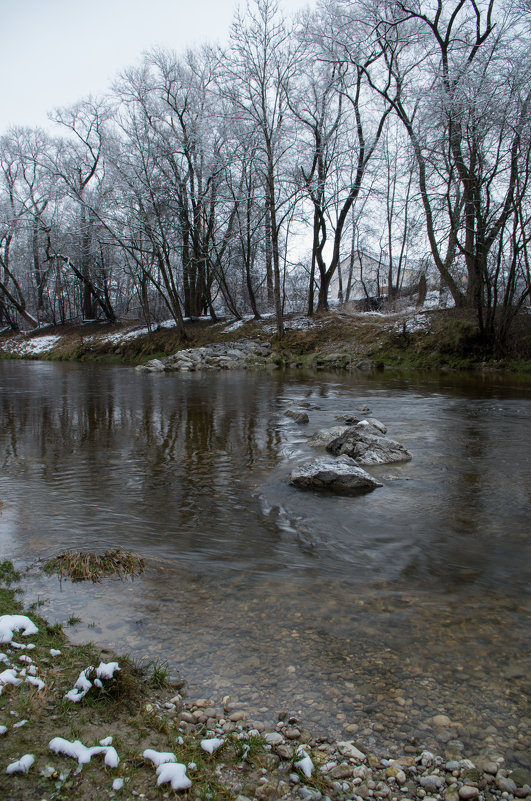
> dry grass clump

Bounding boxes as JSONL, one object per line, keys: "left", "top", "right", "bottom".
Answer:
{"left": 44, "top": 548, "right": 145, "bottom": 583}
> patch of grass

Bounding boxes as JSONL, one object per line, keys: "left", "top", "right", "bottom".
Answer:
{"left": 0, "top": 559, "right": 21, "bottom": 585}
{"left": 43, "top": 548, "right": 145, "bottom": 583}
{"left": 150, "top": 658, "right": 169, "bottom": 689}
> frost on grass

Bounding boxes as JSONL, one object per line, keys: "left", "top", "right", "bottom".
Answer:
{"left": 6, "top": 754, "right": 35, "bottom": 774}
{"left": 0, "top": 614, "right": 39, "bottom": 644}
{"left": 156, "top": 762, "right": 192, "bottom": 791}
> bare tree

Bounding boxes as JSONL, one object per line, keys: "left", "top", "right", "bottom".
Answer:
{"left": 356, "top": 0, "right": 531, "bottom": 344}
{"left": 224, "top": 0, "right": 302, "bottom": 337}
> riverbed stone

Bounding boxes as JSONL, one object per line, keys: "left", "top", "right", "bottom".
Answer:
{"left": 458, "top": 786, "right": 480, "bottom": 800}
{"left": 496, "top": 775, "right": 517, "bottom": 793}
{"left": 286, "top": 410, "right": 310, "bottom": 424}
{"left": 265, "top": 732, "right": 285, "bottom": 746}
{"left": 509, "top": 770, "right": 531, "bottom": 787}
{"left": 289, "top": 457, "right": 383, "bottom": 494}
{"left": 337, "top": 742, "right": 366, "bottom": 761}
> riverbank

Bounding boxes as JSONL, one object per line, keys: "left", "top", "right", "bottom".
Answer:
{"left": 1, "top": 563, "right": 530, "bottom": 801}
{"left": 1, "top": 308, "right": 530, "bottom": 373}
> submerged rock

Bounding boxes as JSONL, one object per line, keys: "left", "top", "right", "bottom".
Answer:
{"left": 285, "top": 409, "right": 309, "bottom": 424}
{"left": 289, "top": 456, "right": 383, "bottom": 494}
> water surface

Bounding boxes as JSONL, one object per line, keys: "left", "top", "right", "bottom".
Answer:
{"left": 0, "top": 361, "right": 529, "bottom": 765}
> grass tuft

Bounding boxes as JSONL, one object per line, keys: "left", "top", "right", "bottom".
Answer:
{"left": 43, "top": 548, "right": 145, "bottom": 583}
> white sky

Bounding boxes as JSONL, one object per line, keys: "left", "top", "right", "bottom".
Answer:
{"left": 0, "top": 0, "right": 312, "bottom": 133}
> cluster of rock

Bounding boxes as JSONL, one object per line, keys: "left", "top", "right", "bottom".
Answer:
{"left": 153, "top": 693, "right": 531, "bottom": 801}
{"left": 135, "top": 339, "right": 272, "bottom": 373}
{"left": 288, "top": 409, "right": 411, "bottom": 494}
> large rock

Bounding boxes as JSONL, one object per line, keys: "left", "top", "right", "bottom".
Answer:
{"left": 135, "top": 358, "right": 166, "bottom": 373}
{"left": 307, "top": 426, "right": 350, "bottom": 449}
{"left": 326, "top": 424, "right": 412, "bottom": 465}
{"left": 289, "top": 456, "right": 383, "bottom": 494}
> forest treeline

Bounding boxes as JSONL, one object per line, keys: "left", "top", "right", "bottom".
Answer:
{"left": 0, "top": 0, "right": 529, "bottom": 351}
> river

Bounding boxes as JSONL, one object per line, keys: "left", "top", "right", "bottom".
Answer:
{"left": 0, "top": 360, "right": 529, "bottom": 766}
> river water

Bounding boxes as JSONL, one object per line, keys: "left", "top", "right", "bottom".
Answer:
{"left": 0, "top": 360, "right": 529, "bottom": 766}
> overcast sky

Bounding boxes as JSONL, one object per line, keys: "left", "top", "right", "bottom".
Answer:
{"left": 0, "top": 0, "right": 311, "bottom": 134}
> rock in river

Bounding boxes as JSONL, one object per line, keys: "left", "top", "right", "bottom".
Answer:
{"left": 289, "top": 456, "right": 383, "bottom": 494}
{"left": 326, "top": 424, "right": 412, "bottom": 465}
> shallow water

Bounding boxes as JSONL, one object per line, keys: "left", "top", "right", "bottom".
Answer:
{"left": 0, "top": 361, "right": 529, "bottom": 765}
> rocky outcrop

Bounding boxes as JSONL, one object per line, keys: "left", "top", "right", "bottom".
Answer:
{"left": 136, "top": 340, "right": 272, "bottom": 373}
{"left": 307, "top": 426, "right": 350, "bottom": 449}
{"left": 289, "top": 456, "right": 383, "bottom": 494}
{"left": 326, "top": 422, "right": 412, "bottom": 465}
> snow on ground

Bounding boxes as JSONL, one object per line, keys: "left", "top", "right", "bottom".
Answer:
{"left": 394, "top": 313, "right": 432, "bottom": 334}
{"left": 156, "top": 762, "right": 192, "bottom": 790}
{"left": 6, "top": 754, "right": 34, "bottom": 774}
{"left": 49, "top": 737, "right": 119, "bottom": 768}
{"left": 295, "top": 747, "right": 314, "bottom": 778}
{"left": 64, "top": 661, "right": 120, "bottom": 702}
{"left": 143, "top": 749, "right": 177, "bottom": 767}
{"left": 98, "top": 327, "right": 150, "bottom": 345}
{"left": 0, "top": 335, "right": 62, "bottom": 357}
{"left": 200, "top": 737, "right": 224, "bottom": 755}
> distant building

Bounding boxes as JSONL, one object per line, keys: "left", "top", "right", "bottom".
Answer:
{"left": 327, "top": 249, "right": 441, "bottom": 309}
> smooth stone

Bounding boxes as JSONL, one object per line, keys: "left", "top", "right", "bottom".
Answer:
{"left": 432, "top": 715, "right": 453, "bottom": 728}
{"left": 421, "top": 775, "right": 446, "bottom": 792}
{"left": 510, "top": 771, "right": 531, "bottom": 788}
{"left": 458, "top": 787, "right": 479, "bottom": 800}
{"left": 284, "top": 727, "right": 301, "bottom": 739}
{"left": 289, "top": 456, "right": 383, "bottom": 494}
{"left": 264, "top": 732, "right": 284, "bottom": 747}
{"left": 337, "top": 742, "right": 366, "bottom": 761}
{"left": 496, "top": 776, "right": 517, "bottom": 793}
{"left": 329, "top": 764, "right": 354, "bottom": 779}
{"left": 255, "top": 781, "right": 289, "bottom": 800}
{"left": 285, "top": 410, "right": 309, "bottom": 424}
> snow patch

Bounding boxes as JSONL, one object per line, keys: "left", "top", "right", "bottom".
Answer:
{"left": 156, "top": 762, "right": 192, "bottom": 791}
{"left": 49, "top": 736, "right": 119, "bottom": 767}
{"left": 96, "top": 661, "right": 120, "bottom": 680}
{"left": 0, "top": 615, "right": 39, "bottom": 644}
{"left": 295, "top": 747, "right": 314, "bottom": 778}
{"left": 6, "top": 754, "right": 34, "bottom": 774}
{"left": 143, "top": 749, "right": 177, "bottom": 767}
{"left": 200, "top": 737, "right": 224, "bottom": 755}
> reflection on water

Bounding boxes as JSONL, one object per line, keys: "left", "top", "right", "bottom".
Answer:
{"left": 0, "top": 361, "right": 529, "bottom": 765}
